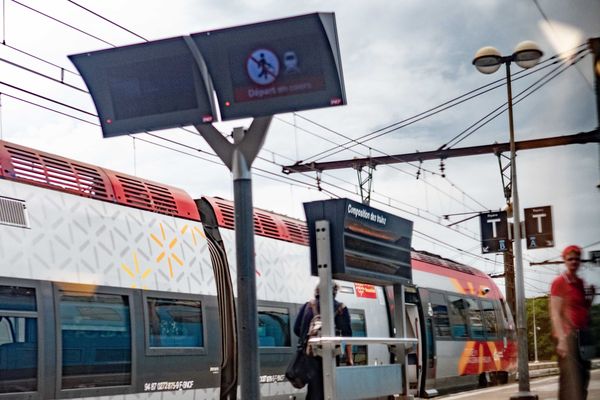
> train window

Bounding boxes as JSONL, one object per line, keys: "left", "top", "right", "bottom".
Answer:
{"left": 0, "top": 285, "right": 38, "bottom": 394}
{"left": 465, "top": 298, "right": 484, "bottom": 339}
{"left": 429, "top": 292, "right": 451, "bottom": 338}
{"left": 499, "top": 298, "right": 514, "bottom": 333}
{"left": 59, "top": 292, "right": 131, "bottom": 389}
{"left": 349, "top": 311, "right": 367, "bottom": 365}
{"left": 147, "top": 298, "right": 203, "bottom": 348}
{"left": 258, "top": 306, "right": 290, "bottom": 347}
{"left": 481, "top": 300, "right": 498, "bottom": 337}
{"left": 0, "top": 286, "right": 36, "bottom": 312}
{"left": 447, "top": 295, "right": 469, "bottom": 338}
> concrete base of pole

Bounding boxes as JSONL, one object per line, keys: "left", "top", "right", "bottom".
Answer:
{"left": 509, "top": 391, "right": 539, "bottom": 400}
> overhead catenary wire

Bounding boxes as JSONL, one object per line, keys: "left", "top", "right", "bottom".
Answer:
{"left": 0, "top": 79, "right": 488, "bottom": 243}
{"left": 9, "top": 0, "right": 115, "bottom": 47}
{"left": 7, "top": 0, "right": 590, "bottom": 223}
{"left": 1, "top": 94, "right": 506, "bottom": 269}
{"left": 7, "top": 0, "right": 492, "bottom": 215}
{"left": 2, "top": 2, "right": 493, "bottom": 218}
{"left": 4, "top": 0, "right": 588, "bottom": 274}
{"left": 302, "top": 44, "right": 588, "bottom": 163}
{"left": 532, "top": 0, "right": 594, "bottom": 92}
{"left": 444, "top": 47, "right": 590, "bottom": 150}
{"left": 66, "top": 0, "right": 148, "bottom": 42}
{"left": 0, "top": 41, "right": 485, "bottom": 238}
{"left": 276, "top": 114, "right": 488, "bottom": 213}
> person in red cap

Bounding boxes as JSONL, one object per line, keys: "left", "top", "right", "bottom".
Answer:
{"left": 549, "top": 245, "right": 596, "bottom": 400}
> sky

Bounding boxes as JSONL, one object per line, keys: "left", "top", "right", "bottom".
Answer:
{"left": 0, "top": 0, "right": 599, "bottom": 300}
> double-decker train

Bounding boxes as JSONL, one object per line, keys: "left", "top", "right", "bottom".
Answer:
{"left": 0, "top": 139, "right": 516, "bottom": 399}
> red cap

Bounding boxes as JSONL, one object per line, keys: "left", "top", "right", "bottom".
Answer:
{"left": 562, "top": 245, "right": 582, "bottom": 259}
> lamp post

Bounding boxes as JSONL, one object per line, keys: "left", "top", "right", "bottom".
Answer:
{"left": 473, "top": 41, "right": 543, "bottom": 400}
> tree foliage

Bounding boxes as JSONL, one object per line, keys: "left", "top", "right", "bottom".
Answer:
{"left": 526, "top": 296, "right": 600, "bottom": 362}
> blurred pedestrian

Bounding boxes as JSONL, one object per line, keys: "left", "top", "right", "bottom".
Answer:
{"left": 293, "top": 282, "right": 353, "bottom": 400}
{"left": 549, "top": 245, "right": 596, "bottom": 400}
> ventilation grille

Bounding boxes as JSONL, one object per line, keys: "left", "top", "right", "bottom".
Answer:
{"left": 3, "top": 143, "right": 113, "bottom": 201}
{"left": 114, "top": 175, "right": 179, "bottom": 216}
{"left": 0, "top": 196, "right": 29, "bottom": 228}
{"left": 0, "top": 141, "right": 199, "bottom": 220}
{"left": 254, "top": 211, "right": 280, "bottom": 238}
{"left": 214, "top": 199, "right": 235, "bottom": 229}
{"left": 206, "top": 197, "right": 308, "bottom": 245}
{"left": 282, "top": 219, "right": 309, "bottom": 245}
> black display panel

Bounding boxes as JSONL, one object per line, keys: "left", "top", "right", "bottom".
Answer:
{"left": 69, "top": 37, "right": 216, "bottom": 138}
{"left": 304, "top": 198, "right": 413, "bottom": 285}
{"left": 191, "top": 13, "right": 346, "bottom": 121}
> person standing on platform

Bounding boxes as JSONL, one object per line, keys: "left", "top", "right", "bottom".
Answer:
{"left": 550, "top": 245, "right": 596, "bottom": 400}
{"left": 293, "top": 282, "right": 353, "bottom": 400}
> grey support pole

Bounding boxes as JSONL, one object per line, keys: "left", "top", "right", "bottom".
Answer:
{"left": 315, "top": 220, "right": 336, "bottom": 399}
{"left": 232, "top": 127, "right": 260, "bottom": 398}
{"left": 196, "top": 116, "right": 272, "bottom": 400}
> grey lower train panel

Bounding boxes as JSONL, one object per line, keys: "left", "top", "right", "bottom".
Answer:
{"left": 335, "top": 365, "right": 403, "bottom": 399}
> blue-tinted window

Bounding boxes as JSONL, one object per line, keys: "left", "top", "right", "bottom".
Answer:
{"left": 350, "top": 311, "right": 367, "bottom": 365}
{"left": 465, "top": 298, "right": 484, "bottom": 339}
{"left": 430, "top": 292, "right": 451, "bottom": 338}
{"left": 448, "top": 295, "right": 469, "bottom": 338}
{"left": 0, "top": 286, "right": 36, "bottom": 311}
{"left": 0, "top": 285, "right": 37, "bottom": 394}
{"left": 147, "top": 298, "right": 203, "bottom": 348}
{"left": 481, "top": 300, "right": 499, "bottom": 338}
{"left": 258, "top": 306, "right": 290, "bottom": 347}
{"left": 60, "top": 292, "right": 131, "bottom": 389}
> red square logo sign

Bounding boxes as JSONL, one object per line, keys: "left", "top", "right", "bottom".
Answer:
{"left": 354, "top": 283, "right": 377, "bottom": 299}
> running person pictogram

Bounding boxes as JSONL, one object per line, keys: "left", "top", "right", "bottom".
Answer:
{"left": 246, "top": 49, "right": 279, "bottom": 85}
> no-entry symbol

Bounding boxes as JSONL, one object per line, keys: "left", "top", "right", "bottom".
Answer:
{"left": 246, "top": 49, "right": 279, "bottom": 85}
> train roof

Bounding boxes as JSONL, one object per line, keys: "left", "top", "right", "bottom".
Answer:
{"left": 200, "top": 196, "right": 309, "bottom": 246}
{"left": 0, "top": 139, "right": 488, "bottom": 277}
{"left": 0, "top": 139, "right": 199, "bottom": 220}
{"left": 411, "top": 250, "right": 489, "bottom": 278}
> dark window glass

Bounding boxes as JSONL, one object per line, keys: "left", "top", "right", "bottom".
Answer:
{"left": 430, "top": 292, "right": 451, "bottom": 338}
{"left": 147, "top": 298, "right": 203, "bottom": 348}
{"left": 481, "top": 300, "right": 499, "bottom": 338}
{"left": 465, "top": 298, "right": 484, "bottom": 339}
{"left": 0, "top": 285, "right": 37, "bottom": 393}
{"left": 60, "top": 292, "right": 131, "bottom": 389}
{"left": 448, "top": 295, "right": 469, "bottom": 338}
{"left": 349, "top": 312, "right": 367, "bottom": 365}
{"left": 426, "top": 319, "right": 435, "bottom": 368}
{"left": 258, "top": 306, "right": 290, "bottom": 347}
{"left": 0, "top": 286, "right": 36, "bottom": 311}
{"left": 0, "top": 316, "right": 37, "bottom": 393}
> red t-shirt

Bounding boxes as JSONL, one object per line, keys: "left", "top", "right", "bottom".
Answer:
{"left": 550, "top": 273, "right": 589, "bottom": 334}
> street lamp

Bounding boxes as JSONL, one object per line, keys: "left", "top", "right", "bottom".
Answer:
{"left": 473, "top": 41, "right": 543, "bottom": 400}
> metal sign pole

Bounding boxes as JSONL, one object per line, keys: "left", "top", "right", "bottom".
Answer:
{"left": 315, "top": 220, "right": 337, "bottom": 399}
{"left": 393, "top": 284, "right": 412, "bottom": 399}
{"left": 196, "top": 117, "right": 272, "bottom": 400}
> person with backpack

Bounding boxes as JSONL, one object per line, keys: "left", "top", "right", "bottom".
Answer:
{"left": 550, "top": 245, "right": 596, "bottom": 400}
{"left": 293, "top": 282, "right": 353, "bottom": 400}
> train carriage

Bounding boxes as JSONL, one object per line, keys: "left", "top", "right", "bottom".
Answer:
{"left": 0, "top": 140, "right": 516, "bottom": 399}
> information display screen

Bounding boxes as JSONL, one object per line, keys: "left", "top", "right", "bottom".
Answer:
{"left": 70, "top": 37, "right": 216, "bottom": 138}
{"left": 304, "top": 199, "right": 413, "bottom": 285}
{"left": 191, "top": 13, "right": 346, "bottom": 121}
